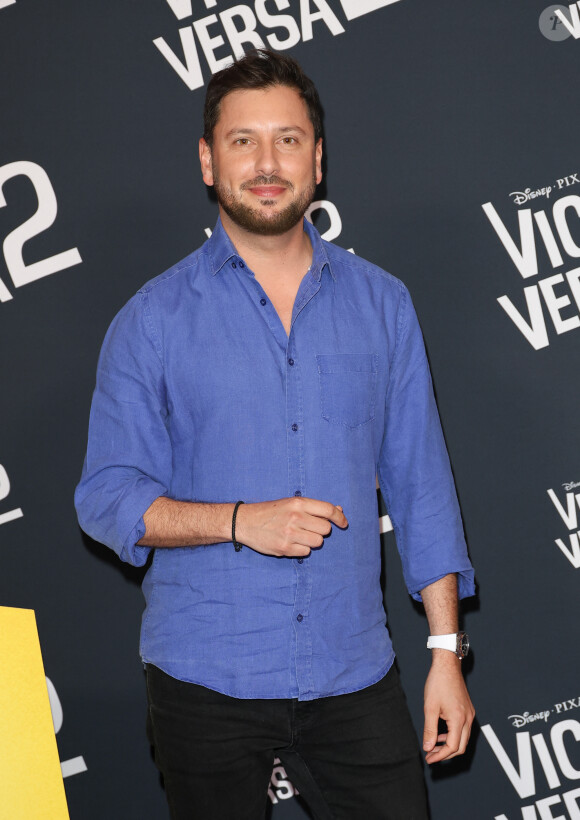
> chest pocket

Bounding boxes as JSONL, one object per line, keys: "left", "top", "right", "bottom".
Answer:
{"left": 316, "top": 353, "right": 378, "bottom": 428}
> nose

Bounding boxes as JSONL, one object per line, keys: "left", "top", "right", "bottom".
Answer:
{"left": 255, "top": 140, "right": 279, "bottom": 177}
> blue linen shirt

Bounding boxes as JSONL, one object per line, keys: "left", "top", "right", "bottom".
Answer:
{"left": 75, "top": 217, "right": 475, "bottom": 701}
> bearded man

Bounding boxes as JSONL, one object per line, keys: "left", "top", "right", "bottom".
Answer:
{"left": 76, "top": 49, "right": 475, "bottom": 820}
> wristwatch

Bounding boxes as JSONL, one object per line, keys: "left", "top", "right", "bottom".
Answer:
{"left": 426, "top": 632, "right": 470, "bottom": 660}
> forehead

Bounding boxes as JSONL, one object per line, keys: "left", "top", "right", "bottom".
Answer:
{"left": 215, "top": 85, "right": 313, "bottom": 135}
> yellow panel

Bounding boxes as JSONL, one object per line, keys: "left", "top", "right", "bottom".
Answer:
{"left": 0, "top": 606, "right": 70, "bottom": 820}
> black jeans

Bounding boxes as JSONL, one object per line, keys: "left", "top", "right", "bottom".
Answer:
{"left": 146, "top": 664, "right": 429, "bottom": 820}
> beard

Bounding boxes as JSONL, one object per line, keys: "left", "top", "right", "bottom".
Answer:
{"left": 213, "top": 169, "right": 317, "bottom": 237}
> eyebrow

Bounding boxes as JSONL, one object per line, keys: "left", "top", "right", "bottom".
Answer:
{"left": 224, "top": 125, "right": 309, "bottom": 138}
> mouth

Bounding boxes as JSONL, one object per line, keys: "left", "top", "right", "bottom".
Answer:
{"left": 247, "top": 185, "right": 287, "bottom": 198}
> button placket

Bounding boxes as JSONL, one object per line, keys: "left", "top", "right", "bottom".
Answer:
{"left": 286, "top": 335, "right": 304, "bottom": 501}
{"left": 286, "top": 327, "right": 313, "bottom": 697}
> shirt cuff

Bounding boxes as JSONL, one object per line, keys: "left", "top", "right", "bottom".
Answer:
{"left": 119, "top": 484, "right": 168, "bottom": 566}
{"left": 409, "top": 566, "right": 476, "bottom": 603}
{"left": 121, "top": 518, "right": 152, "bottom": 567}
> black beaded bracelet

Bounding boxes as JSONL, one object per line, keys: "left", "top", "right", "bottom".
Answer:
{"left": 232, "top": 500, "right": 245, "bottom": 552}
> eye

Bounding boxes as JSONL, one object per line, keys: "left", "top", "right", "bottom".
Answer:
{"left": 235, "top": 138, "right": 251, "bottom": 146}
{"left": 281, "top": 137, "right": 297, "bottom": 144}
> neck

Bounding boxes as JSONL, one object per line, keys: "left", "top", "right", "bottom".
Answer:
{"left": 219, "top": 209, "right": 313, "bottom": 280}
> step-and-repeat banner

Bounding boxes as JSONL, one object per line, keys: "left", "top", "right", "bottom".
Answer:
{"left": 2, "top": 1, "right": 579, "bottom": 818}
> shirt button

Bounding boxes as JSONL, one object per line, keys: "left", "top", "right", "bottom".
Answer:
{"left": 297, "top": 558, "right": 304, "bottom": 564}
{"left": 239, "top": 261, "right": 244, "bottom": 268}
{"left": 231, "top": 262, "right": 237, "bottom": 269}
{"left": 260, "top": 297, "right": 267, "bottom": 306}
{"left": 296, "top": 614, "right": 303, "bottom": 622}
{"left": 288, "top": 358, "right": 294, "bottom": 366}
{"left": 291, "top": 423, "right": 298, "bottom": 432}
{"left": 294, "top": 490, "right": 302, "bottom": 497}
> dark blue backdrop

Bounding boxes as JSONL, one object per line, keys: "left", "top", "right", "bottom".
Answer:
{"left": 2, "top": 2, "right": 580, "bottom": 818}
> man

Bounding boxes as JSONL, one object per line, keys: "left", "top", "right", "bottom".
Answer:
{"left": 76, "top": 49, "right": 475, "bottom": 819}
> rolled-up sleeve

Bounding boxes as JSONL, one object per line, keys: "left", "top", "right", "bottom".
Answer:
{"left": 75, "top": 290, "right": 170, "bottom": 566}
{"left": 377, "top": 286, "right": 475, "bottom": 601}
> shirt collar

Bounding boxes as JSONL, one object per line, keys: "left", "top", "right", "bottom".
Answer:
{"left": 207, "top": 215, "right": 335, "bottom": 282}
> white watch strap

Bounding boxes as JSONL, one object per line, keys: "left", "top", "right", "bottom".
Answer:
{"left": 426, "top": 633, "right": 457, "bottom": 651}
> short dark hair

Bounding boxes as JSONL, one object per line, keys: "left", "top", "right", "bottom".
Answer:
{"left": 203, "top": 49, "right": 323, "bottom": 147}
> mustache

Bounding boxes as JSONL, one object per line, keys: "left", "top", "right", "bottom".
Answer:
{"left": 240, "top": 176, "right": 294, "bottom": 192}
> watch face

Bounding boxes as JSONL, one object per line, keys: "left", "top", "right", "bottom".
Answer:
{"left": 458, "top": 632, "right": 470, "bottom": 659}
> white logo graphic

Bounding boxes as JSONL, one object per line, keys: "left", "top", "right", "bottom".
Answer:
{"left": 165, "top": 0, "right": 215, "bottom": 20}
{"left": 267, "top": 757, "right": 299, "bottom": 804}
{"left": 482, "top": 185, "right": 580, "bottom": 350}
{"left": 46, "top": 677, "right": 88, "bottom": 779}
{"left": 379, "top": 513, "right": 393, "bottom": 534}
{"left": 510, "top": 188, "right": 553, "bottom": 207}
{"left": 555, "top": 2, "right": 580, "bottom": 38}
{"left": 509, "top": 712, "right": 551, "bottom": 730}
{"left": 0, "top": 0, "right": 16, "bottom": 9}
{"left": 306, "top": 198, "right": 355, "bottom": 252}
{"left": 554, "top": 697, "right": 580, "bottom": 716}
{"left": 547, "top": 484, "right": 580, "bottom": 568}
{"left": 0, "top": 464, "right": 23, "bottom": 528}
{"left": 563, "top": 480, "right": 580, "bottom": 491}
{"left": 155, "top": 0, "right": 403, "bottom": 91}
{"left": 539, "top": 5, "right": 574, "bottom": 40}
{"left": 507, "top": 697, "right": 580, "bottom": 729}
{"left": 482, "top": 719, "right": 580, "bottom": 819}
{"left": 0, "top": 161, "right": 82, "bottom": 303}
{"left": 510, "top": 174, "right": 579, "bottom": 207}
{"left": 339, "top": 0, "right": 401, "bottom": 21}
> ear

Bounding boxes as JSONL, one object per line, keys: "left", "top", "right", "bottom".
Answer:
{"left": 199, "top": 138, "right": 214, "bottom": 186}
{"left": 315, "top": 138, "right": 323, "bottom": 185}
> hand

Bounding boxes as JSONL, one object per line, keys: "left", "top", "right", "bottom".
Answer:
{"left": 235, "top": 497, "right": 348, "bottom": 557}
{"left": 423, "top": 652, "right": 475, "bottom": 764}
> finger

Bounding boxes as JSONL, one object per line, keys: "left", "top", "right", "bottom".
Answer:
{"left": 431, "top": 732, "right": 448, "bottom": 745}
{"left": 299, "top": 499, "right": 348, "bottom": 528}
{"left": 452, "top": 707, "right": 474, "bottom": 759}
{"left": 441, "top": 718, "right": 462, "bottom": 759}
{"left": 283, "top": 513, "right": 329, "bottom": 545}
{"left": 457, "top": 720, "right": 472, "bottom": 756}
{"left": 292, "top": 527, "right": 327, "bottom": 549}
{"left": 426, "top": 729, "right": 469, "bottom": 764}
{"left": 425, "top": 747, "right": 445, "bottom": 764}
{"left": 426, "top": 719, "right": 465, "bottom": 763}
{"left": 284, "top": 544, "right": 312, "bottom": 557}
{"left": 310, "top": 502, "right": 348, "bottom": 528}
{"left": 328, "top": 505, "right": 348, "bottom": 527}
{"left": 422, "top": 710, "right": 439, "bottom": 753}
{"left": 425, "top": 734, "right": 452, "bottom": 764}
{"left": 301, "top": 515, "right": 333, "bottom": 537}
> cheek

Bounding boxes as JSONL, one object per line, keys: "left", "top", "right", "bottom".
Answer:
{"left": 286, "top": 157, "right": 316, "bottom": 181}
{"left": 223, "top": 158, "right": 256, "bottom": 186}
